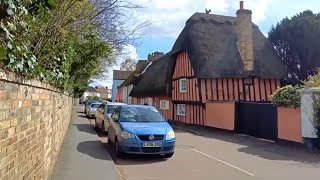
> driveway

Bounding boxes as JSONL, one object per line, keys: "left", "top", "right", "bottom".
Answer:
{"left": 53, "top": 106, "right": 320, "bottom": 180}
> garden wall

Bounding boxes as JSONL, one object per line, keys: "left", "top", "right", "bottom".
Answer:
{"left": 277, "top": 107, "right": 302, "bottom": 143}
{"left": 0, "top": 69, "right": 73, "bottom": 180}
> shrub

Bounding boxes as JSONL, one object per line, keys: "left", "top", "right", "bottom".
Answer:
{"left": 271, "top": 85, "right": 301, "bottom": 108}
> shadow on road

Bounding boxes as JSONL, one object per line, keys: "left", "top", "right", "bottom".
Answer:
{"left": 77, "top": 140, "right": 113, "bottom": 161}
{"left": 75, "top": 117, "right": 168, "bottom": 166}
{"left": 104, "top": 142, "right": 168, "bottom": 166}
{"left": 78, "top": 114, "right": 87, "bottom": 118}
{"left": 171, "top": 121, "right": 320, "bottom": 166}
{"left": 74, "top": 123, "right": 97, "bottom": 135}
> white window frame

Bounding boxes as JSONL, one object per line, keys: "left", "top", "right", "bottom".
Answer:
{"left": 179, "top": 78, "right": 187, "bottom": 93}
{"left": 160, "top": 100, "right": 169, "bottom": 110}
{"left": 177, "top": 104, "right": 186, "bottom": 116}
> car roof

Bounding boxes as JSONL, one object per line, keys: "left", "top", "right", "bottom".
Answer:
{"left": 106, "top": 102, "right": 126, "bottom": 105}
{"left": 121, "top": 104, "right": 155, "bottom": 109}
{"left": 90, "top": 102, "right": 101, "bottom": 105}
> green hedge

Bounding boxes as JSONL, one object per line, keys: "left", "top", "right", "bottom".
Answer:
{"left": 271, "top": 85, "right": 301, "bottom": 108}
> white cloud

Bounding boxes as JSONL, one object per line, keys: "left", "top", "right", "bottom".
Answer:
{"left": 134, "top": 0, "right": 231, "bottom": 38}
{"left": 132, "top": 0, "right": 275, "bottom": 38}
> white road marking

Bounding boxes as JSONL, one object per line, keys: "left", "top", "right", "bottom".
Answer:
{"left": 190, "top": 148, "right": 255, "bottom": 176}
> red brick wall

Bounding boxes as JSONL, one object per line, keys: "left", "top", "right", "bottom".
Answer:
{"left": 0, "top": 70, "right": 73, "bottom": 180}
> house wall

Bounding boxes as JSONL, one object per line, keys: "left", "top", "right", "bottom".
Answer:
{"left": 205, "top": 102, "right": 235, "bottom": 130}
{"left": 82, "top": 92, "right": 100, "bottom": 99}
{"left": 153, "top": 96, "right": 173, "bottom": 120}
{"left": 122, "top": 86, "right": 128, "bottom": 103}
{"left": 127, "top": 85, "right": 134, "bottom": 104}
{"left": 173, "top": 104, "right": 205, "bottom": 125}
{"left": 116, "top": 87, "right": 123, "bottom": 102}
{"left": 172, "top": 52, "right": 200, "bottom": 102}
{"left": 131, "top": 96, "right": 173, "bottom": 120}
{"left": 200, "top": 78, "right": 280, "bottom": 102}
{"left": 112, "top": 80, "right": 124, "bottom": 102}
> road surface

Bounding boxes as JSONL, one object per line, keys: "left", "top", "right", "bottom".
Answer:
{"left": 53, "top": 106, "right": 320, "bottom": 180}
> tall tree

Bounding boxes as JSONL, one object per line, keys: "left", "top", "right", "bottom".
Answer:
{"left": 269, "top": 10, "right": 320, "bottom": 83}
{"left": 120, "top": 58, "right": 137, "bottom": 71}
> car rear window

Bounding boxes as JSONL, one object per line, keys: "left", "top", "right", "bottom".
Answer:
{"left": 90, "top": 103, "right": 100, "bottom": 108}
{"left": 106, "top": 105, "right": 118, "bottom": 114}
{"left": 120, "top": 106, "right": 165, "bottom": 122}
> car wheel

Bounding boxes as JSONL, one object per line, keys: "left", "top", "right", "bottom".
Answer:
{"left": 94, "top": 118, "right": 98, "bottom": 129}
{"left": 163, "top": 152, "right": 174, "bottom": 158}
{"left": 115, "top": 139, "right": 123, "bottom": 158}
{"left": 106, "top": 131, "right": 111, "bottom": 144}
{"left": 101, "top": 122, "right": 106, "bottom": 134}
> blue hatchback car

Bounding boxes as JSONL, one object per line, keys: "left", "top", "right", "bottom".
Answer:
{"left": 106, "top": 105, "right": 176, "bottom": 158}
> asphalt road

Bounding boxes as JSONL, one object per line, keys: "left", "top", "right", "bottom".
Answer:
{"left": 53, "top": 106, "right": 320, "bottom": 180}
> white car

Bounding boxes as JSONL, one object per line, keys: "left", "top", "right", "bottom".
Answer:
{"left": 95, "top": 102, "right": 126, "bottom": 132}
{"left": 86, "top": 102, "right": 101, "bottom": 118}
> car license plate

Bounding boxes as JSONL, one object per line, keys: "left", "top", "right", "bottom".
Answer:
{"left": 143, "top": 142, "right": 161, "bottom": 147}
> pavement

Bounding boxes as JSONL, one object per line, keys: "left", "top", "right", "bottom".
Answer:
{"left": 51, "top": 106, "right": 120, "bottom": 180}
{"left": 52, "top": 106, "right": 320, "bottom": 180}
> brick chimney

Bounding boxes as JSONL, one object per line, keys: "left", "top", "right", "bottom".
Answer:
{"left": 147, "top": 51, "right": 164, "bottom": 61}
{"left": 236, "top": 1, "right": 254, "bottom": 71}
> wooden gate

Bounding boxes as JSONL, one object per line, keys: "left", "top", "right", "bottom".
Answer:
{"left": 235, "top": 102, "right": 278, "bottom": 141}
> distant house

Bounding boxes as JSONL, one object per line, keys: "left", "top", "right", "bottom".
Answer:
{"left": 117, "top": 52, "right": 164, "bottom": 104}
{"left": 111, "top": 70, "right": 132, "bottom": 102}
{"left": 95, "top": 86, "right": 111, "bottom": 100}
{"left": 129, "top": 2, "right": 286, "bottom": 130}
{"left": 82, "top": 86, "right": 100, "bottom": 100}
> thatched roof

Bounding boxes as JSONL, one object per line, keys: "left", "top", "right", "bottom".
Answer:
{"left": 130, "top": 12, "right": 287, "bottom": 97}
{"left": 119, "top": 60, "right": 151, "bottom": 88}
{"left": 135, "top": 60, "right": 146, "bottom": 70}
{"left": 130, "top": 52, "right": 178, "bottom": 97}
{"left": 113, "top": 70, "right": 133, "bottom": 80}
{"left": 172, "top": 13, "right": 286, "bottom": 79}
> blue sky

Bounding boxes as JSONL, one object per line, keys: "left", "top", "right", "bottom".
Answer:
{"left": 90, "top": 0, "right": 320, "bottom": 88}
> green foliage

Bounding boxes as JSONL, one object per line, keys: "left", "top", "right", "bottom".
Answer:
{"left": 87, "top": 96, "right": 100, "bottom": 101}
{"left": 271, "top": 85, "right": 301, "bottom": 108}
{"left": 304, "top": 68, "right": 320, "bottom": 88}
{"left": 269, "top": 10, "right": 320, "bottom": 83}
{"left": 312, "top": 94, "right": 320, "bottom": 137}
{"left": 0, "top": 47, "right": 6, "bottom": 59}
{"left": 0, "top": 0, "right": 115, "bottom": 97}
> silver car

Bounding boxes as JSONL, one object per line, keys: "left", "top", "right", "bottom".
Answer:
{"left": 95, "top": 102, "right": 126, "bottom": 132}
{"left": 86, "top": 102, "right": 101, "bottom": 118}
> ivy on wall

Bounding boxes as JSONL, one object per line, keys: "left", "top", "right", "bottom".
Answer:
{"left": 312, "top": 94, "right": 320, "bottom": 138}
{"left": 0, "top": 1, "right": 113, "bottom": 97}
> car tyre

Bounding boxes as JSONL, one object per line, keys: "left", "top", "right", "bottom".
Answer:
{"left": 163, "top": 152, "right": 174, "bottom": 158}
{"left": 94, "top": 118, "right": 98, "bottom": 129}
{"left": 101, "top": 122, "right": 106, "bottom": 134}
{"left": 115, "top": 139, "right": 124, "bottom": 158}
{"left": 106, "top": 131, "right": 111, "bottom": 144}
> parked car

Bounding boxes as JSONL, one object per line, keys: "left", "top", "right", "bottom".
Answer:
{"left": 86, "top": 102, "right": 101, "bottom": 118}
{"left": 79, "top": 99, "right": 86, "bottom": 104}
{"left": 104, "top": 105, "right": 176, "bottom": 158}
{"left": 95, "top": 102, "right": 126, "bottom": 131}
{"left": 84, "top": 100, "right": 98, "bottom": 114}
